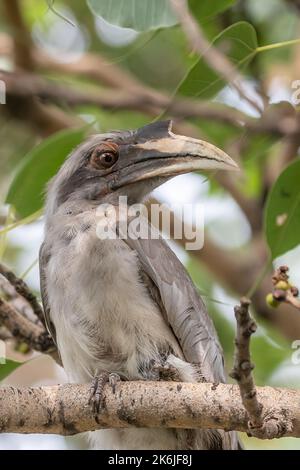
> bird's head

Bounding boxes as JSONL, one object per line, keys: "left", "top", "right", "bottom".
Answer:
{"left": 46, "top": 120, "right": 238, "bottom": 217}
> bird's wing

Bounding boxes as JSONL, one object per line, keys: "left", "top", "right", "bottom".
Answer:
{"left": 39, "top": 242, "right": 57, "bottom": 345}
{"left": 120, "top": 217, "right": 226, "bottom": 383}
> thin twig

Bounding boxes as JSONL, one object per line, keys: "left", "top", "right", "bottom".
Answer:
{"left": 286, "top": 292, "right": 300, "bottom": 309}
{"left": 230, "top": 298, "right": 262, "bottom": 428}
{"left": 0, "top": 263, "right": 45, "bottom": 327}
{"left": 230, "top": 298, "right": 287, "bottom": 438}
{"left": 0, "top": 296, "right": 54, "bottom": 353}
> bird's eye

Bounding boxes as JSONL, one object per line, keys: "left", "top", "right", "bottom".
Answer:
{"left": 99, "top": 151, "right": 118, "bottom": 168}
{"left": 90, "top": 144, "right": 119, "bottom": 169}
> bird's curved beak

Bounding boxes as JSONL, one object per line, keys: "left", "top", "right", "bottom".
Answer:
{"left": 111, "top": 120, "right": 238, "bottom": 189}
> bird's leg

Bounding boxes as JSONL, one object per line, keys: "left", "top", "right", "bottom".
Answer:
{"left": 109, "top": 372, "right": 121, "bottom": 394}
{"left": 150, "top": 358, "right": 181, "bottom": 382}
{"left": 89, "top": 372, "right": 109, "bottom": 413}
{"left": 89, "top": 371, "right": 121, "bottom": 413}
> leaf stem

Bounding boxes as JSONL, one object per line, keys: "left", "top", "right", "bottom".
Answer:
{"left": 20, "top": 258, "right": 39, "bottom": 280}
{"left": 257, "top": 38, "right": 300, "bottom": 53}
{"left": 0, "top": 209, "right": 43, "bottom": 236}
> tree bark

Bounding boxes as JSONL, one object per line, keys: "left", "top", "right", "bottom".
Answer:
{"left": 0, "top": 381, "right": 298, "bottom": 438}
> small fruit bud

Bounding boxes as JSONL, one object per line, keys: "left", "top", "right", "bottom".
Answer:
{"left": 273, "top": 289, "right": 287, "bottom": 301}
{"left": 266, "top": 293, "right": 280, "bottom": 308}
{"left": 275, "top": 280, "right": 290, "bottom": 291}
{"left": 15, "top": 342, "right": 30, "bottom": 354}
{"left": 279, "top": 265, "right": 289, "bottom": 273}
{"left": 291, "top": 286, "right": 299, "bottom": 297}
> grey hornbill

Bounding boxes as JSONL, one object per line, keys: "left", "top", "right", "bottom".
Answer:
{"left": 40, "top": 120, "right": 240, "bottom": 449}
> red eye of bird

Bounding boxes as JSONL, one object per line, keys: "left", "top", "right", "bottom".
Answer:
{"left": 90, "top": 144, "right": 119, "bottom": 169}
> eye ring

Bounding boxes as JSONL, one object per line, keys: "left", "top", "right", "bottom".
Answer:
{"left": 90, "top": 144, "right": 119, "bottom": 169}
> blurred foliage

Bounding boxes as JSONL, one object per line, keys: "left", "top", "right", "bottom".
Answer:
{"left": 0, "top": 359, "right": 22, "bottom": 381}
{"left": 86, "top": 0, "right": 177, "bottom": 31}
{"left": 176, "top": 21, "right": 257, "bottom": 99}
{"left": 189, "top": 0, "right": 237, "bottom": 21}
{"left": 6, "top": 127, "right": 90, "bottom": 218}
{"left": 265, "top": 159, "right": 300, "bottom": 259}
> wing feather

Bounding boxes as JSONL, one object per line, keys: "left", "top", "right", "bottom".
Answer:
{"left": 121, "top": 217, "right": 226, "bottom": 383}
{"left": 39, "top": 242, "right": 57, "bottom": 345}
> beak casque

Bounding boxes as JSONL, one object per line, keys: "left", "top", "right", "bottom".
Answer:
{"left": 111, "top": 120, "right": 238, "bottom": 189}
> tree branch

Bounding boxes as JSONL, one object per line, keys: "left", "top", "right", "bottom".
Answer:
{"left": 0, "top": 263, "right": 45, "bottom": 327}
{"left": 230, "top": 298, "right": 290, "bottom": 439}
{"left": 0, "top": 68, "right": 295, "bottom": 138}
{"left": 0, "top": 381, "right": 298, "bottom": 437}
{"left": 0, "top": 296, "right": 53, "bottom": 353}
{"left": 0, "top": 243, "right": 297, "bottom": 441}
{"left": 1, "top": 91, "right": 78, "bottom": 136}
{"left": 0, "top": 264, "right": 55, "bottom": 354}
{"left": 2, "top": 0, "right": 34, "bottom": 70}
{"left": 230, "top": 299, "right": 262, "bottom": 428}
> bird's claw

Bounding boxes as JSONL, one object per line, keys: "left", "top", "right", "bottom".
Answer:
{"left": 151, "top": 360, "right": 180, "bottom": 381}
{"left": 109, "top": 372, "right": 121, "bottom": 394}
{"left": 89, "top": 372, "right": 121, "bottom": 414}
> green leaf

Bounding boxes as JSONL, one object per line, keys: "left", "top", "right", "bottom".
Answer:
{"left": 189, "top": 0, "right": 236, "bottom": 21}
{"left": 87, "top": 0, "right": 177, "bottom": 32}
{"left": 176, "top": 21, "right": 257, "bottom": 99}
{"left": 0, "top": 359, "right": 22, "bottom": 381}
{"left": 265, "top": 159, "right": 300, "bottom": 259}
{"left": 6, "top": 127, "right": 89, "bottom": 218}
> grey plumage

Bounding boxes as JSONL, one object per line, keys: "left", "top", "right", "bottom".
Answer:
{"left": 40, "top": 121, "right": 240, "bottom": 449}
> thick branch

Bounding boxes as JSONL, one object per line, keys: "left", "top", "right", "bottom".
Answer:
{"left": 0, "top": 382, "right": 297, "bottom": 437}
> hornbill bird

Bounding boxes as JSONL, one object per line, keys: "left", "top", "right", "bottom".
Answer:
{"left": 40, "top": 120, "right": 240, "bottom": 449}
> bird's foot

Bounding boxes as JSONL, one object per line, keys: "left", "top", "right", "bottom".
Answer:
{"left": 109, "top": 372, "right": 121, "bottom": 394}
{"left": 89, "top": 372, "right": 121, "bottom": 413}
{"left": 151, "top": 360, "right": 181, "bottom": 381}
